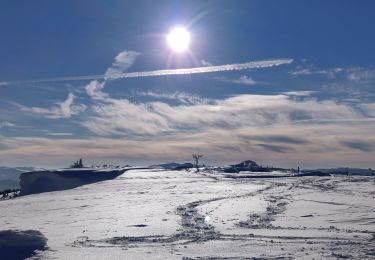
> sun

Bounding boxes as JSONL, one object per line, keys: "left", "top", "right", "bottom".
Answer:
{"left": 167, "top": 27, "right": 190, "bottom": 53}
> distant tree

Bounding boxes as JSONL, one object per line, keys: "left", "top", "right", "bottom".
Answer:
{"left": 79, "top": 158, "right": 83, "bottom": 168}
{"left": 71, "top": 158, "right": 84, "bottom": 168}
{"left": 192, "top": 154, "right": 203, "bottom": 171}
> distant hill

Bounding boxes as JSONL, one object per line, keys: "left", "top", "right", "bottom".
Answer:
{"left": 0, "top": 167, "right": 36, "bottom": 180}
{"left": 150, "top": 162, "right": 194, "bottom": 170}
{"left": 222, "top": 160, "right": 375, "bottom": 177}
{"left": 0, "top": 167, "right": 36, "bottom": 190}
{"left": 0, "top": 179, "right": 19, "bottom": 190}
{"left": 315, "top": 168, "right": 375, "bottom": 176}
{"left": 224, "top": 160, "right": 276, "bottom": 173}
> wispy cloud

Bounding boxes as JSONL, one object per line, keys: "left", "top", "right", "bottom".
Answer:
{"left": 5, "top": 50, "right": 375, "bottom": 168}
{"left": 80, "top": 52, "right": 296, "bottom": 136}
{"left": 18, "top": 93, "right": 86, "bottom": 119}
{"left": 85, "top": 80, "right": 107, "bottom": 100}
{"left": 78, "top": 50, "right": 374, "bottom": 139}
{"left": 239, "top": 134, "right": 308, "bottom": 145}
{"left": 0, "top": 121, "right": 15, "bottom": 128}
{"left": 231, "top": 75, "right": 259, "bottom": 85}
{"left": 282, "top": 91, "right": 316, "bottom": 97}
{"left": 0, "top": 58, "right": 293, "bottom": 86}
{"left": 257, "top": 143, "right": 292, "bottom": 153}
{"left": 217, "top": 75, "right": 262, "bottom": 85}
{"left": 104, "top": 51, "right": 140, "bottom": 79}
{"left": 289, "top": 66, "right": 344, "bottom": 78}
{"left": 135, "top": 91, "right": 210, "bottom": 105}
{"left": 81, "top": 92, "right": 373, "bottom": 137}
{"left": 47, "top": 133, "right": 74, "bottom": 136}
{"left": 290, "top": 63, "right": 375, "bottom": 101}
{"left": 346, "top": 68, "right": 375, "bottom": 83}
{"left": 2, "top": 121, "right": 375, "bottom": 168}
{"left": 340, "top": 140, "right": 375, "bottom": 152}
{"left": 200, "top": 59, "right": 212, "bottom": 66}
{"left": 290, "top": 64, "right": 375, "bottom": 84}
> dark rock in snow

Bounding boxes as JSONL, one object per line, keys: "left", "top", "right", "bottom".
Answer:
{"left": 0, "top": 229, "right": 47, "bottom": 260}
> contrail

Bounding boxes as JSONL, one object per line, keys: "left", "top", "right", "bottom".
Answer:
{"left": 0, "top": 58, "right": 293, "bottom": 86}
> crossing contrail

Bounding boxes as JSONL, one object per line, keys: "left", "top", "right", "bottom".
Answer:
{"left": 0, "top": 58, "right": 293, "bottom": 86}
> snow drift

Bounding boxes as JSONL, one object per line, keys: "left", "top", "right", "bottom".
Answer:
{"left": 19, "top": 169, "right": 125, "bottom": 195}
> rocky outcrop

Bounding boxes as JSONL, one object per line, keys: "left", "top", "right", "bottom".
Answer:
{"left": 224, "top": 160, "right": 272, "bottom": 173}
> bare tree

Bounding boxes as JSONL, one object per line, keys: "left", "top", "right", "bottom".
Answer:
{"left": 192, "top": 154, "right": 203, "bottom": 171}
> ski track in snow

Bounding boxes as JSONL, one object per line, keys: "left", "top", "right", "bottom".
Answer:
{"left": 1, "top": 169, "right": 375, "bottom": 259}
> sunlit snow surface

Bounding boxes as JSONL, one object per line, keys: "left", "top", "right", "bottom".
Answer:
{"left": 1, "top": 169, "right": 375, "bottom": 259}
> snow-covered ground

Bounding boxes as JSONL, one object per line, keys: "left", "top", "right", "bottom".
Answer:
{"left": 1, "top": 169, "right": 374, "bottom": 259}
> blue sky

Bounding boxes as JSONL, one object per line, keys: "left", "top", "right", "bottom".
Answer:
{"left": 1, "top": 0, "right": 375, "bottom": 168}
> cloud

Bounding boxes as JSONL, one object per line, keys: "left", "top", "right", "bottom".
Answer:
{"left": 231, "top": 75, "right": 258, "bottom": 85}
{"left": 85, "top": 50, "right": 141, "bottom": 100}
{"left": 239, "top": 134, "right": 308, "bottom": 145}
{"left": 289, "top": 64, "right": 375, "bottom": 101}
{"left": 346, "top": 68, "right": 375, "bottom": 83}
{"left": 43, "top": 131, "right": 74, "bottom": 136}
{"left": 19, "top": 93, "right": 86, "bottom": 119}
{"left": 2, "top": 120, "right": 375, "bottom": 168}
{"left": 290, "top": 65, "right": 375, "bottom": 84}
{"left": 2, "top": 67, "right": 375, "bottom": 167}
{"left": 282, "top": 91, "right": 316, "bottom": 97}
{"left": 0, "top": 121, "right": 15, "bottom": 128}
{"left": 289, "top": 66, "right": 344, "bottom": 78}
{"left": 85, "top": 80, "right": 107, "bottom": 100}
{"left": 340, "top": 140, "right": 374, "bottom": 152}
{"left": 82, "top": 99, "right": 171, "bottom": 135}
{"left": 289, "top": 68, "right": 314, "bottom": 76}
{"left": 105, "top": 51, "right": 140, "bottom": 79}
{"left": 257, "top": 143, "right": 292, "bottom": 153}
{"left": 80, "top": 52, "right": 294, "bottom": 136}
{"left": 135, "top": 91, "right": 210, "bottom": 105}
{"left": 5, "top": 49, "right": 375, "bottom": 168}
{"left": 74, "top": 69, "right": 375, "bottom": 166}
{"left": 81, "top": 91, "right": 371, "bottom": 137}
{"left": 0, "top": 58, "right": 293, "bottom": 86}
{"left": 217, "top": 75, "right": 262, "bottom": 85}
{"left": 200, "top": 59, "right": 212, "bottom": 66}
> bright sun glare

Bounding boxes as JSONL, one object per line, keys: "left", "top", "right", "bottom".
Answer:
{"left": 167, "top": 27, "right": 190, "bottom": 53}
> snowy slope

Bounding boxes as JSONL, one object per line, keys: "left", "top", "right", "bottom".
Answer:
{"left": 0, "top": 169, "right": 374, "bottom": 259}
